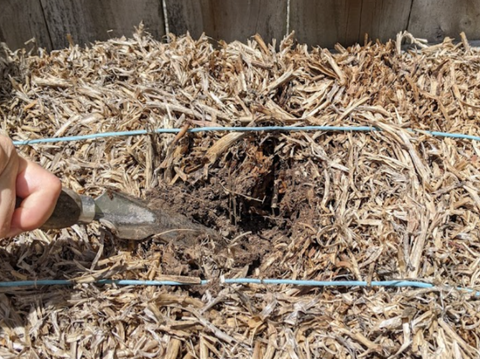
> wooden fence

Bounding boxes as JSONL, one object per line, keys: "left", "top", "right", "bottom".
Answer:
{"left": 1, "top": 0, "right": 480, "bottom": 51}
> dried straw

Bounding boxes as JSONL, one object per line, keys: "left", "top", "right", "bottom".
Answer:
{"left": 1, "top": 26, "right": 480, "bottom": 358}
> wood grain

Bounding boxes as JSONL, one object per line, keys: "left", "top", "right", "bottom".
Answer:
{"left": 0, "top": 0, "right": 51, "bottom": 51}
{"left": 290, "top": 0, "right": 413, "bottom": 48}
{"left": 165, "top": 0, "right": 288, "bottom": 44}
{"left": 408, "top": 0, "right": 480, "bottom": 43}
{"left": 39, "top": 0, "right": 165, "bottom": 49}
{"left": 3, "top": 0, "right": 480, "bottom": 52}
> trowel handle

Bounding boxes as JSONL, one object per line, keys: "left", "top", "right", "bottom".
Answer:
{"left": 16, "top": 188, "right": 96, "bottom": 230}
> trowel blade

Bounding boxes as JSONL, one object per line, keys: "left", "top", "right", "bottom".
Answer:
{"left": 94, "top": 191, "right": 159, "bottom": 240}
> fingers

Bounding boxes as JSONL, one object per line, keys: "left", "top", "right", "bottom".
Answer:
{"left": 0, "top": 136, "right": 19, "bottom": 237}
{"left": 0, "top": 134, "right": 62, "bottom": 238}
{"left": 7, "top": 157, "right": 62, "bottom": 237}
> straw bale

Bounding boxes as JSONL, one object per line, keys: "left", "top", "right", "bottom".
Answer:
{"left": 1, "top": 27, "right": 480, "bottom": 358}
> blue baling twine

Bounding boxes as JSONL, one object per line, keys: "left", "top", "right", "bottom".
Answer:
{"left": 0, "top": 278, "right": 478, "bottom": 297}
{"left": 11, "top": 126, "right": 480, "bottom": 146}
{"left": 7, "top": 125, "right": 480, "bottom": 295}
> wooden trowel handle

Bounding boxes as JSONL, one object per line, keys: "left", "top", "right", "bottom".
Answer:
{"left": 16, "top": 188, "right": 93, "bottom": 230}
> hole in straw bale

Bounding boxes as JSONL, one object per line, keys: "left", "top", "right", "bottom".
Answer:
{"left": 2, "top": 28, "right": 480, "bottom": 357}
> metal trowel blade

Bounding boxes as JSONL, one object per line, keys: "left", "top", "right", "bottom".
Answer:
{"left": 94, "top": 191, "right": 160, "bottom": 240}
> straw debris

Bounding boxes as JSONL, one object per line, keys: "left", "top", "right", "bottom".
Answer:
{"left": 1, "top": 27, "right": 480, "bottom": 358}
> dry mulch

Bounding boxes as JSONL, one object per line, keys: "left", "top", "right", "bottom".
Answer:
{"left": 1, "top": 27, "right": 480, "bottom": 358}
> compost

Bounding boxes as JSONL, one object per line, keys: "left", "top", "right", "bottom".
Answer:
{"left": 1, "top": 27, "right": 480, "bottom": 358}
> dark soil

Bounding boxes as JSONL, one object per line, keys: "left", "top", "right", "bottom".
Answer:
{"left": 146, "top": 133, "right": 323, "bottom": 284}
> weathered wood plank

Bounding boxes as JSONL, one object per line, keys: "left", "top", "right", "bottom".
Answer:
{"left": 165, "top": 0, "right": 288, "bottom": 44}
{"left": 39, "top": 0, "right": 165, "bottom": 49}
{"left": 290, "top": 0, "right": 413, "bottom": 48}
{"left": 408, "top": 0, "right": 480, "bottom": 43}
{"left": 4, "top": 0, "right": 480, "bottom": 52}
{"left": 0, "top": 0, "right": 52, "bottom": 51}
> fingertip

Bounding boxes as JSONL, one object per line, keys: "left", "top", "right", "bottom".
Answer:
{"left": 44, "top": 174, "right": 62, "bottom": 210}
{"left": 51, "top": 176, "right": 62, "bottom": 199}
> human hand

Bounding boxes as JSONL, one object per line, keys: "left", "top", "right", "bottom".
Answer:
{"left": 0, "top": 135, "right": 61, "bottom": 237}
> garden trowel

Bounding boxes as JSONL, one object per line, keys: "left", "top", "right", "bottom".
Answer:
{"left": 35, "top": 188, "right": 216, "bottom": 240}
